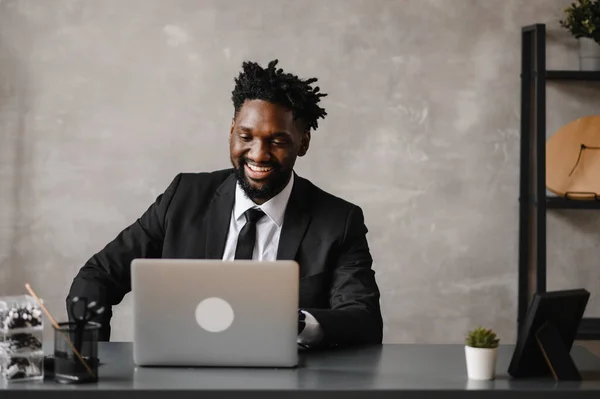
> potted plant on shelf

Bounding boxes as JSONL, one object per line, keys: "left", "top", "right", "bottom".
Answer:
{"left": 465, "top": 327, "right": 500, "bottom": 380}
{"left": 560, "top": 0, "right": 600, "bottom": 70}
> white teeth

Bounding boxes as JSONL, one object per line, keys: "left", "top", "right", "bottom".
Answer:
{"left": 247, "top": 164, "right": 272, "bottom": 173}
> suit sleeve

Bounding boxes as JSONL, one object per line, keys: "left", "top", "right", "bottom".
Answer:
{"left": 66, "top": 174, "right": 182, "bottom": 341}
{"left": 303, "top": 206, "right": 383, "bottom": 347}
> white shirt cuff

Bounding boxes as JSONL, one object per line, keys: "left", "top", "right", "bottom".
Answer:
{"left": 297, "top": 310, "right": 324, "bottom": 347}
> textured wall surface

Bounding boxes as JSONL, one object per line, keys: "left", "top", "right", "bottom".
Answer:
{"left": 1, "top": 0, "right": 599, "bottom": 343}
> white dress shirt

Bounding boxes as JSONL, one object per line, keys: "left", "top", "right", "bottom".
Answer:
{"left": 222, "top": 173, "right": 323, "bottom": 346}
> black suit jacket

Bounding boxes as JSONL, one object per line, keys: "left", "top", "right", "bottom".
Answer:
{"left": 67, "top": 169, "right": 383, "bottom": 347}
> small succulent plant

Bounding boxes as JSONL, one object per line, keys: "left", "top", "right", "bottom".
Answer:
{"left": 465, "top": 327, "right": 500, "bottom": 349}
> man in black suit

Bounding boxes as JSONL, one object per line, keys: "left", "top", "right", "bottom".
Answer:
{"left": 67, "top": 59, "right": 383, "bottom": 348}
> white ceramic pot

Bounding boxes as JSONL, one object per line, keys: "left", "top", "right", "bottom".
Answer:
{"left": 579, "top": 37, "right": 600, "bottom": 71}
{"left": 465, "top": 345, "right": 498, "bottom": 380}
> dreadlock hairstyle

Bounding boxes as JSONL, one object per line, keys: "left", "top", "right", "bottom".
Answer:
{"left": 231, "top": 59, "right": 327, "bottom": 131}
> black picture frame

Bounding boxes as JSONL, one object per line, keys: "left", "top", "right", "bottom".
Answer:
{"left": 508, "top": 289, "right": 590, "bottom": 380}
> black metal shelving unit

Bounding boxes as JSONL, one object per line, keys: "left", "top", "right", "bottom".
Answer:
{"left": 519, "top": 23, "right": 600, "bottom": 340}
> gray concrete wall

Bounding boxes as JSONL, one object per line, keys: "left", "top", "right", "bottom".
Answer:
{"left": 1, "top": 0, "right": 599, "bottom": 344}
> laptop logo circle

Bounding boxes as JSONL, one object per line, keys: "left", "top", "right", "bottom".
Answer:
{"left": 195, "top": 297, "right": 234, "bottom": 332}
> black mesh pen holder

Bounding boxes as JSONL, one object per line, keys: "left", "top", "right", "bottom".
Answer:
{"left": 53, "top": 321, "right": 100, "bottom": 384}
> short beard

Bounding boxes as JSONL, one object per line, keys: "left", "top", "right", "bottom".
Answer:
{"left": 232, "top": 158, "right": 291, "bottom": 201}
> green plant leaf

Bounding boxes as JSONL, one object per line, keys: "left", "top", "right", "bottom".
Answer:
{"left": 560, "top": 0, "right": 600, "bottom": 44}
{"left": 465, "top": 326, "right": 500, "bottom": 348}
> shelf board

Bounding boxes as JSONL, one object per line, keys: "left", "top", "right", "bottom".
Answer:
{"left": 546, "top": 196, "right": 600, "bottom": 209}
{"left": 546, "top": 70, "right": 600, "bottom": 81}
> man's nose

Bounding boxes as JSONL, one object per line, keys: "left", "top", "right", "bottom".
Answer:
{"left": 247, "top": 140, "right": 270, "bottom": 163}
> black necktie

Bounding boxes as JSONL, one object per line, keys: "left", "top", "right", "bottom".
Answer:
{"left": 234, "top": 208, "right": 265, "bottom": 260}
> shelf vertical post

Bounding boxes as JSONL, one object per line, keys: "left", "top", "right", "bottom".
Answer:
{"left": 518, "top": 26, "right": 533, "bottom": 333}
{"left": 534, "top": 25, "right": 547, "bottom": 294}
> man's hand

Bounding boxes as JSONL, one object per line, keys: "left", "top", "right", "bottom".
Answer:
{"left": 298, "top": 309, "right": 306, "bottom": 335}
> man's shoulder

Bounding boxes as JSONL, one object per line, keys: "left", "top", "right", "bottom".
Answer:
{"left": 162, "top": 168, "right": 234, "bottom": 201}
{"left": 298, "top": 176, "right": 370, "bottom": 233}
{"left": 298, "top": 175, "right": 360, "bottom": 213}
{"left": 175, "top": 168, "right": 234, "bottom": 187}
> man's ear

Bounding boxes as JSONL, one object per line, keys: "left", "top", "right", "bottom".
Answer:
{"left": 298, "top": 131, "right": 311, "bottom": 157}
{"left": 230, "top": 118, "right": 235, "bottom": 136}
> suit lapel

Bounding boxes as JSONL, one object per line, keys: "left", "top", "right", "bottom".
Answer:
{"left": 277, "top": 174, "right": 311, "bottom": 260}
{"left": 205, "top": 174, "right": 236, "bottom": 259}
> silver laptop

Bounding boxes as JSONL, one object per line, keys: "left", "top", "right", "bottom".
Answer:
{"left": 130, "top": 259, "right": 299, "bottom": 367}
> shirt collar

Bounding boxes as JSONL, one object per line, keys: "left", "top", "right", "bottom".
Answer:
{"left": 233, "top": 173, "right": 294, "bottom": 227}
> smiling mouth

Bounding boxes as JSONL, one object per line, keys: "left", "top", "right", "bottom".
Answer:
{"left": 244, "top": 163, "right": 275, "bottom": 180}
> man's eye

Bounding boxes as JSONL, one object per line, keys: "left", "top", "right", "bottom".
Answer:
{"left": 239, "top": 135, "right": 252, "bottom": 142}
{"left": 272, "top": 140, "right": 288, "bottom": 146}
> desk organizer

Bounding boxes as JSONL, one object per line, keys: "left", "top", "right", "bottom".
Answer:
{"left": 0, "top": 295, "right": 44, "bottom": 382}
{"left": 53, "top": 321, "right": 100, "bottom": 384}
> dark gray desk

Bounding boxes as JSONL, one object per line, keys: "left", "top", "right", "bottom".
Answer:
{"left": 2, "top": 342, "right": 600, "bottom": 398}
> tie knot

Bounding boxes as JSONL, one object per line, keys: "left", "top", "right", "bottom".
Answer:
{"left": 244, "top": 208, "right": 265, "bottom": 224}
